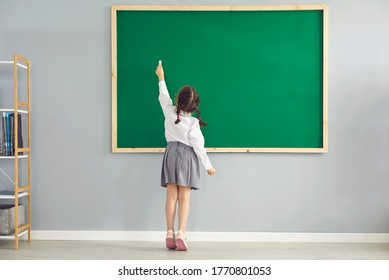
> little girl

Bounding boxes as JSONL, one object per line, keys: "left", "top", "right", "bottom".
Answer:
{"left": 155, "top": 62, "right": 216, "bottom": 251}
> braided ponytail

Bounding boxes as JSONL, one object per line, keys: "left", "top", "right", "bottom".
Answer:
{"left": 195, "top": 107, "right": 207, "bottom": 127}
{"left": 175, "top": 106, "right": 181, "bottom": 124}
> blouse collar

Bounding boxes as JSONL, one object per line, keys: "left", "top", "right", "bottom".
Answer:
{"left": 180, "top": 111, "right": 191, "bottom": 117}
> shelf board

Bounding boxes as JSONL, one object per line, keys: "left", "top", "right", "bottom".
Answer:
{"left": 0, "top": 61, "right": 28, "bottom": 69}
{"left": 0, "top": 155, "right": 28, "bottom": 159}
{"left": 0, "top": 229, "right": 29, "bottom": 240}
{"left": 0, "top": 190, "right": 29, "bottom": 199}
{"left": 0, "top": 108, "right": 28, "bottom": 114}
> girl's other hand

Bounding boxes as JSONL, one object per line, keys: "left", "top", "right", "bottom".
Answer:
{"left": 155, "top": 63, "right": 164, "bottom": 81}
{"left": 207, "top": 168, "right": 216, "bottom": 176}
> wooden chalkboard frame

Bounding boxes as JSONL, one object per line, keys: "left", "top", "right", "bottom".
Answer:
{"left": 111, "top": 5, "right": 328, "bottom": 153}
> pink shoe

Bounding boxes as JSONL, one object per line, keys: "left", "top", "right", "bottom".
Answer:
{"left": 176, "top": 231, "right": 188, "bottom": 251}
{"left": 165, "top": 230, "right": 176, "bottom": 249}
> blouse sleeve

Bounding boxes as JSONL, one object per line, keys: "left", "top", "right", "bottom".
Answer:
{"left": 158, "top": 80, "right": 173, "bottom": 117}
{"left": 188, "top": 123, "right": 213, "bottom": 170}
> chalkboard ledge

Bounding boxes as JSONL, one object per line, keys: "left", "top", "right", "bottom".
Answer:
{"left": 113, "top": 147, "right": 328, "bottom": 153}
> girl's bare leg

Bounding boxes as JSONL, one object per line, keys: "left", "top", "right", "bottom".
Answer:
{"left": 177, "top": 186, "right": 191, "bottom": 236}
{"left": 165, "top": 184, "right": 178, "bottom": 236}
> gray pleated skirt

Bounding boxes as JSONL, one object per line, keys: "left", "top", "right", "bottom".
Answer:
{"left": 161, "top": 141, "right": 200, "bottom": 190}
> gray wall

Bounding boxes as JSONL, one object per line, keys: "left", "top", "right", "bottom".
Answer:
{"left": 0, "top": 0, "right": 388, "bottom": 233}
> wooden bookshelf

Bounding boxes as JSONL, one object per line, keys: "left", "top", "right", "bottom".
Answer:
{"left": 0, "top": 54, "right": 31, "bottom": 250}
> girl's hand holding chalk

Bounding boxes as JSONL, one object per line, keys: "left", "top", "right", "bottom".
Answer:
{"left": 155, "top": 60, "right": 164, "bottom": 81}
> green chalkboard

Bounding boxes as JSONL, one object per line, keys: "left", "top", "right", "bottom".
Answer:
{"left": 112, "top": 6, "right": 328, "bottom": 153}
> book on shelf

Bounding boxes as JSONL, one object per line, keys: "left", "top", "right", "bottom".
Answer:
{"left": 1, "top": 113, "right": 6, "bottom": 156}
{"left": 1, "top": 112, "right": 23, "bottom": 156}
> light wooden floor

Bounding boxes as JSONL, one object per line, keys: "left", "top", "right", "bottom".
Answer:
{"left": 0, "top": 240, "right": 388, "bottom": 260}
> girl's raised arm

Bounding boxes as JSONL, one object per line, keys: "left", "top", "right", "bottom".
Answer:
{"left": 156, "top": 63, "right": 173, "bottom": 117}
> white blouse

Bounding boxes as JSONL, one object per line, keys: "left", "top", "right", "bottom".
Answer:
{"left": 158, "top": 81, "right": 213, "bottom": 170}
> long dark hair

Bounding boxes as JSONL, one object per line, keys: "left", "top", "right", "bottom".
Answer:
{"left": 175, "top": 86, "right": 207, "bottom": 127}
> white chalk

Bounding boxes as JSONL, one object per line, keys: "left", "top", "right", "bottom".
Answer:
{"left": 159, "top": 60, "right": 162, "bottom": 64}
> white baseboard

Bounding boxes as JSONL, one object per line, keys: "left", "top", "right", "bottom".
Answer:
{"left": 30, "top": 231, "right": 389, "bottom": 243}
